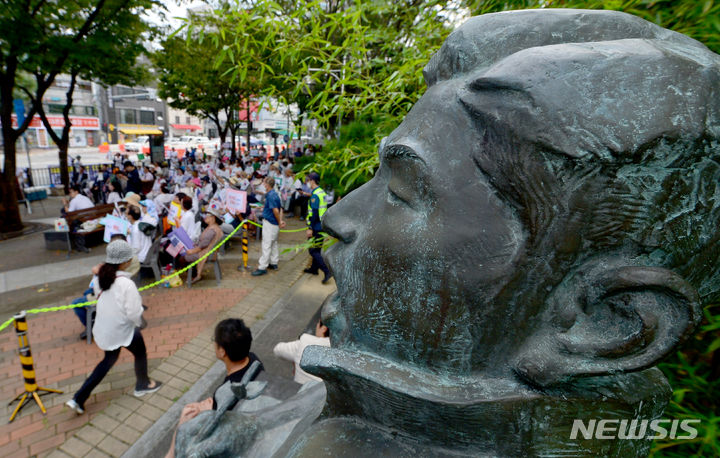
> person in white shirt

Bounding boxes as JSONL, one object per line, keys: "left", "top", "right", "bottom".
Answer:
{"left": 105, "top": 181, "right": 122, "bottom": 204}
{"left": 258, "top": 161, "right": 269, "bottom": 177}
{"left": 201, "top": 178, "right": 214, "bottom": 199}
{"left": 65, "top": 240, "right": 161, "bottom": 415}
{"left": 279, "top": 169, "right": 297, "bottom": 213}
{"left": 268, "top": 165, "right": 281, "bottom": 180}
{"left": 231, "top": 161, "right": 244, "bottom": 176}
{"left": 112, "top": 153, "right": 124, "bottom": 169}
{"left": 154, "top": 185, "right": 175, "bottom": 214}
{"left": 176, "top": 195, "right": 200, "bottom": 242}
{"left": 150, "top": 175, "right": 166, "bottom": 198}
{"left": 273, "top": 320, "right": 331, "bottom": 384}
{"left": 141, "top": 167, "right": 155, "bottom": 182}
{"left": 216, "top": 163, "right": 230, "bottom": 179}
{"left": 62, "top": 184, "right": 94, "bottom": 213}
{"left": 127, "top": 206, "right": 152, "bottom": 263}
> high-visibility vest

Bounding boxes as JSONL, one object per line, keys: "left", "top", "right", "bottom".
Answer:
{"left": 307, "top": 187, "right": 328, "bottom": 227}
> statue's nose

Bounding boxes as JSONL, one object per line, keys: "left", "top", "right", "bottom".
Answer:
{"left": 322, "top": 198, "right": 357, "bottom": 244}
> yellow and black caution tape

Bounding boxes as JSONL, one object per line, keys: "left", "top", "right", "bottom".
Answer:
{"left": 0, "top": 219, "right": 313, "bottom": 333}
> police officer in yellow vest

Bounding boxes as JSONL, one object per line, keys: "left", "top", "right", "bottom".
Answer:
{"left": 304, "top": 172, "right": 332, "bottom": 284}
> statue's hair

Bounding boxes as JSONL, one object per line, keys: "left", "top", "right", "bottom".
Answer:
{"left": 426, "top": 9, "right": 720, "bottom": 303}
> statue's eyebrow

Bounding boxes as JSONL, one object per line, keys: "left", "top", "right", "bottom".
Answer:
{"left": 381, "top": 144, "right": 426, "bottom": 165}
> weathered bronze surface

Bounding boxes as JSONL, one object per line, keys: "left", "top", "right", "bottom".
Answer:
{"left": 177, "top": 9, "right": 720, "bottom": 457}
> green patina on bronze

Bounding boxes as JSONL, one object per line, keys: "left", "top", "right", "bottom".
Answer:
{"left": 177, "top": 9, "right": 720, "bottom": 457}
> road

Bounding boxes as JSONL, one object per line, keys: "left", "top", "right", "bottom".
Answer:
{"left": 1, "top": 146, "right": 113, "bottom": 168}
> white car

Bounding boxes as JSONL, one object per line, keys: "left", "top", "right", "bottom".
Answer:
{"left": 168, "top": 136, "right": 218, "bottom": 151}
{"left": 124, "top": 135, "right": 149, "bottom": 153}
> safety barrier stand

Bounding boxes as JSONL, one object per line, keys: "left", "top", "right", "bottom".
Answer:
{"left": 241, "top": 221, "right": 249, "bottom": 269}
{"left": 8, "top": 311, "right": 62, "bottom": 422}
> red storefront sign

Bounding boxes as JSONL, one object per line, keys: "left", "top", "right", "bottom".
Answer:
{"left": 9, "top": 114, "right": 99, "bottom": 130}
{"left": 170, "top": 124, "right": 202, "bottom": 130}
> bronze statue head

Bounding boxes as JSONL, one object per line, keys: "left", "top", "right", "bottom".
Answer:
{"left": 173, "top": 10, "right": 720, "bottom": 458}
{"left": 321, "top": 9, "right": 720, "bottom": 388}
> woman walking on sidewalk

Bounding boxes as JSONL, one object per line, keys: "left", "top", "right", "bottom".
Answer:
{"left": 66, "top": 240, "right": 161, "bottom": 414}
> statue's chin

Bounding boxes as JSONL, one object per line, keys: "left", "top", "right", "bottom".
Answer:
{"left": 300, "top": 346, "right": 670, "bottom": 456}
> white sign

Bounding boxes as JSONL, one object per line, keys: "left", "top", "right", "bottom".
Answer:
{"left": 100, "top": 214, "right": 131, "bottom": 243}
{"left": 224, "top": 189, "right": 247, "bottom": 214}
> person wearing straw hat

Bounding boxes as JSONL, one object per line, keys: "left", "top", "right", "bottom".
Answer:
{"left": 123, "top": 191, "right": 142, "bottom": 210}
{"left": 65, "top": 240, "right": 161, "bottom": 415}
{"left": 177, "top": 202, "right": 224, "bottom": 283}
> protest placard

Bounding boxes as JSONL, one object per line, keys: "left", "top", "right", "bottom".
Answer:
{"left": 166, "top": 226, "right": 194, "bottom": 257}
{"left": 100, "top": 214, "right": 131, "bottom": 243}
{"left": 168, "top": 201, "right": 182, "bottom": 225}
{"left": 224, "top": 188, "right": 247, "bottom": 214}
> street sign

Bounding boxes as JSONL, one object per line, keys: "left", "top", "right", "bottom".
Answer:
{"left": 13, "top": 99, "right": 25, "bottom": 126}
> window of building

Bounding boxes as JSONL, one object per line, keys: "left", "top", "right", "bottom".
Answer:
{"left": 84, "top": 106, "right": 97, "bottom": 116}
{"left": 175, "top": 116, "right": 180, "bottom": 124}
{"left": 139, "top": 110, "right": 154, "bottom": 125}
{"left": 47, "top": 104, "right": 65, "bottom": 114}
{"left": 186, "top": 117, "right": 191, "bottom": 124}
{"left": 116, "top": 86, "right": 134, "bottom": 96}
{"left": 119, "top": 108, "right": 136, "bottom": 124}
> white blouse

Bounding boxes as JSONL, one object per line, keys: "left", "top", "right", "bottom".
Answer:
{"left": 92, "top": 272, "right": 143, "bottom": 351}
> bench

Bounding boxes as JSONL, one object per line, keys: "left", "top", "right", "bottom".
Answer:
{"left": 45, "top": 203, "right": 115, "bottom": 255}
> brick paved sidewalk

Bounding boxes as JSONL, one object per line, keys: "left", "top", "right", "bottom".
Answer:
{"left": 0, "top": 220, "right": 311, "bottom": 457}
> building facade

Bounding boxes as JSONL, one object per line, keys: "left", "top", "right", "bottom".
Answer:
{"left": 166, "top": 107, "right": 205, "bottom": 139}
{"left": 11, "top": 75, "right": 102, "bottom": 148}
{"left": 99, "top": 84, "right": 168, "bottom": 144}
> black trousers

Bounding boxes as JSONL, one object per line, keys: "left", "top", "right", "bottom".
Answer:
{"left": 308, "top": 230, "right": 329, "bottom": 274}
{"left": 74, "top": 328, "right": 150, "bottom": 407}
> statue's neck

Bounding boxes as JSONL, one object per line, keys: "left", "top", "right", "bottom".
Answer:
{"left": 301, "top": 346, "right": 669, "bottom": 456}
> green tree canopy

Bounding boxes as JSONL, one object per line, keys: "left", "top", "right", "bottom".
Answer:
{"left": 154, "top": 33, "right": 242, "bottom": 145}
{"left": 0, "top": 0, "right": 159, "bottom": 232}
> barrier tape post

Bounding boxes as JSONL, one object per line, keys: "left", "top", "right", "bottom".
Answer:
{"left": 8, "top": 311, "right": 63, "bottom": 422}
{"left": 242, "top": 221, "right": 249, "bottom": 269}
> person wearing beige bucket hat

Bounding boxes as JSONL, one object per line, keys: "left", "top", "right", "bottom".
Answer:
{"left": 65, "top": 240, "right": 162, "bottom": 415}
{"left": 123, "top": 192, "right": 142, "bottom": 210}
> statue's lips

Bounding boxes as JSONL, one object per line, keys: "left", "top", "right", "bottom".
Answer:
{"left": 321, "top": 238, "right": 341, "bottom": 277}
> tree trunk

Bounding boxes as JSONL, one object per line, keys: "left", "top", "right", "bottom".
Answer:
{"left": 59, "top": 74, "right": 76, "bottom": 194}
{"left": 208, "top": 111, "right": 227, "bottom": 145}
{"left": 0, "top": 141, "right": 23, "bottom": 233}
{"left": 214, "top": 119, "right": 226, "bottom": 145}
{"left": 0, "top": 58, "right": 23, "bottom": 233}
{"left": 37, "top": 72, "right": 77, "bottom": 194}
{"left": 230, "top": 123, "right": 238, "bottom": 162}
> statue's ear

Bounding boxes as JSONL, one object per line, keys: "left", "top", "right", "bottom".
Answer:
{"left": 514, "top": 265, "right": 701, "bottom": 387}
